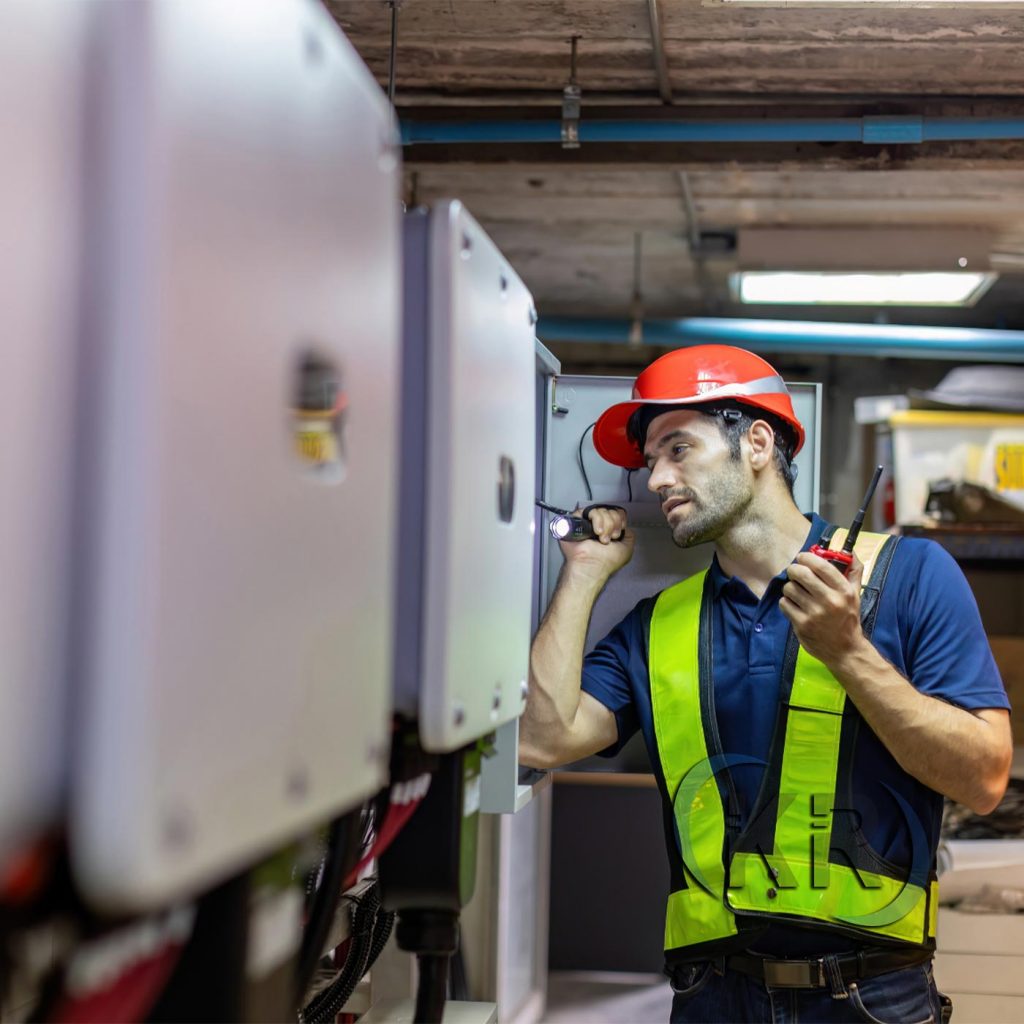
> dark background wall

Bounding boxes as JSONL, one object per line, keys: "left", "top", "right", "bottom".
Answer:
{"left": 548, "top": 779, "right": 670, "bottom": 973}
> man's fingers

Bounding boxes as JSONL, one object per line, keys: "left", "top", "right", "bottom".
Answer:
{"left": 795, "top": 551, "right": 849, "bottom": 587}
{"left": 781, "top": 580, "right": 812, "bottom": 611}
{"left": 848, "top": 553, "right": 865, "bottom": 589}
{"left": 779, "top": 594, "right": 805, "bottom": 625}
{"left": 786, "top": 561, "right": 831, "bottom": 598}
{"left": 586, "top": 507, "right": 626, "bottom": 543}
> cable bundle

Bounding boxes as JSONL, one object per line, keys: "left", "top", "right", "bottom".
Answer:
{"left": 300, "top": 884, "right": 394, "bottom": 1024}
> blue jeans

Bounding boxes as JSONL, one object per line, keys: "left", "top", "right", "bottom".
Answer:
{"left": 669, "top": 960, "right": 950, "bottom": 1023}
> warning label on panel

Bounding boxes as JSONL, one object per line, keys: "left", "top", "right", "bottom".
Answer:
{"left": 996, "top": 443, "right": 1024, "bottom": 492}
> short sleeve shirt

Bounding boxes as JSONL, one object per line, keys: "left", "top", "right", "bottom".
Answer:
{"left": 580, "top": 514, "right": 1009, "bottom": 955}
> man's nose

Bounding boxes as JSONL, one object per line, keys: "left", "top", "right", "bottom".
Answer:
{"left": 647, "top": 458, "right": 675, "bottom": 494}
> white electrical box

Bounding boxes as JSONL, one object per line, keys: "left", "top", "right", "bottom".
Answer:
{"left": 480, "top": 343, "right": 559, "bottom": 814}
{"left": 396, "top": 202, "right": 537, "bottom": 752}
{"left": 540, "top": 376, "right": 823, "bottom": 657}
{"left": 0, "top": 4, "right": 87, "bottom": 863}
{"left": 70, "top": 0, "right": 401, "bottom": 910}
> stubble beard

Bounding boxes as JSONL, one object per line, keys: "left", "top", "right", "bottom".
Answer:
{"left": 668, "top": 460, "right": 753, "bottom": 549}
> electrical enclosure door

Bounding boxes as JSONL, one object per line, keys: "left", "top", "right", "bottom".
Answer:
{"left": 0, "top": 5, "right": 86, "bottom": 862}
{"left": 541, "top": 376, "right": 822, "bottom": 657}
{"left": 71, "top": 1, "right": 401, "bottom": 910}
{"left": 398, "top": 203, "right": 536, "bottom": 752}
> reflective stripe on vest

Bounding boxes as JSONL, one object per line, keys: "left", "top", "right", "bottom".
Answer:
{"left": 650, "top": 530, "right": 937, "bottom": 954}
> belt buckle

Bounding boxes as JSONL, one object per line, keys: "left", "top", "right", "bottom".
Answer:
{"left": 762, "top": 958, "right": 826, "bottom": 988}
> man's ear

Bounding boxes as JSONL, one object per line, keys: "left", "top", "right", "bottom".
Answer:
{"left": 748, "top": 419, "right": 775, "bottom": 471}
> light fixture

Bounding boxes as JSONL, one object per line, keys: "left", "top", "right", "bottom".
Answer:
{"left": 732, "top": 271, "right": 996, "bottom": 307}
{"left": 718, "top": 0, "right": 1024, "bottom": 5}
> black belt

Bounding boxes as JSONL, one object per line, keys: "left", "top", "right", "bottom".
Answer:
{"left": 724, "top": 946, "right": 932, "bottom": 989}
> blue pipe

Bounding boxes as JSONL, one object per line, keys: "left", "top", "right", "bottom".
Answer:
{"left": 401, "top": 116, "right": 1024, "bottom": 146}
{"left": 537, "top": 317, "right": 1024, "bottom": 362}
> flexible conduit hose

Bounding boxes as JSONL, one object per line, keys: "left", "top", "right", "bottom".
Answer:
{"left": 294, "top": 814, "right": 361, "bottom": 1007}
{"left": 301, "top": 887, "right": 394, "bottom": 1024}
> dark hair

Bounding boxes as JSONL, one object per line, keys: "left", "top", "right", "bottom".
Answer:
{"left": 626, "top": 401, "right": 798, "bottom": 495}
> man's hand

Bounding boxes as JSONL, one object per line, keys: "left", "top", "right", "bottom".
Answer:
{"left": 520, "top": 506, "right": 632, "bottom": 770}
{"left": 559, "top": 506, "right": 635, "bottom": 584}
{"left": 780, "top": 551, "right": 866, "bottom": 668}
{"left": 781, "top": 550, "right": 1013, "bottom": 815}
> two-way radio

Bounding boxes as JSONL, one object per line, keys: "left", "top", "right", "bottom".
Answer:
{"left": 808, "top": 465, "right": 884, "bottom": 577}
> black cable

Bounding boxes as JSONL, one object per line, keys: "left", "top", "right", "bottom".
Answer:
{"left": 414, "top": 955, "right": 449, "bottom": 1024}
{"left": 535, "top": 498, "right": 568, "bottom": 516}
{"left": 626, "top": 469, "right": 635, "bottom": 501}
{"left": 448, "top": 947, "right": 469, "bottom": 1002}
{"left": 577, "top": 422, "right": 596, "bottom": 501}
{"left": 302, "top": 895, "right": 374, "bottom": 1023}
{"left": 302, "top": 888, "right": 393, "bottom": 1024}
{"left": 294, "top": 813, "right": 361, "bottom": 1007}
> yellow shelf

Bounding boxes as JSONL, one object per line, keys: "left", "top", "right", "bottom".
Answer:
{"left": 890, "top": 410, "right": 1024, "bottom": 429}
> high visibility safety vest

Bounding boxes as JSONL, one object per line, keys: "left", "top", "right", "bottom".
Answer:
{"left": 649, "top": 528, "right": 939, "bottom": 962}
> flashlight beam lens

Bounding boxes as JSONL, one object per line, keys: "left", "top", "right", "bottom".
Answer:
{"left": 550, "top": 517, "right": 572, "bottom": 540}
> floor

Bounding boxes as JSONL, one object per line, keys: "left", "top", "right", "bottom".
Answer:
{"left": 542, "top": 971, "right": 674, "bottom": 1024}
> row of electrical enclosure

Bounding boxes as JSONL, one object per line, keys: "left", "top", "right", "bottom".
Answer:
{"left": 0, "top": 1, "right": 536, "bottom": 915}
{"left": 1, "top": 0, "right": 825, "bottom": 923}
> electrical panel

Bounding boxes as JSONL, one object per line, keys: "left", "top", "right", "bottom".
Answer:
{"left": 540, "top": 375, "right": 823, "bottom": 656}
{"left": 0, "top": 4, "right": 87, "bottom": 863}
{"left": 396, "top": 202, "right": 537, "bottom": 752}
{"left": 480, "top": 343, "right": 560, "bottom": 814}
{"left": 70, "top": 0, "right": 401, "bottom": 910}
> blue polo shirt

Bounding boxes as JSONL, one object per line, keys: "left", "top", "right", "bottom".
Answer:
{"left": 581, "top": 514, "right": 1009, "bottom": 955}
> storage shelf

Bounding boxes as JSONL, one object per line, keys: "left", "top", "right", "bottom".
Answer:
{"left": 899, "top": 524, "right": 1024, "bottom": 564}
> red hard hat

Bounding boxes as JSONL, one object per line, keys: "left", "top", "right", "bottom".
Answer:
{"left": 592, "top": 345, "right": 805, "bottom": 469}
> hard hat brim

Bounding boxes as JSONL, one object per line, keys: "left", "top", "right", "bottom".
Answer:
{"left": 593, "top": 394, "right": 806, "bottom": 470}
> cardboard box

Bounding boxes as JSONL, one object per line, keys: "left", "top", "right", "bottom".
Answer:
{"left": 989, "top": 637, "right": 1024, "bottom": 745}
{"left": 890, "top": 410, "right": 1024, "bottom": 525}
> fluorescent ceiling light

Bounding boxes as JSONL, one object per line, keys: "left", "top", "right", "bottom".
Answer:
{"left": 719, "top": 1, "right": 1024, "bottom": 5}
{"left": 733, "top": 272, "right": 996, "bottom": 307}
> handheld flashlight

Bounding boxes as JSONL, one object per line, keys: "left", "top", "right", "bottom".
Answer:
{"left": 536, "top": 500, "right": 626, "bottom": 543}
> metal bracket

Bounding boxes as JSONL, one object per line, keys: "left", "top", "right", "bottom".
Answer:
{"left": 561, "top": 36, "right": 581, "bottom": 149}
{"left": 561, "top": 85, "right": 581, "bottom": 149}
{"left": 551, "top": 378, "right": 569, "bottom": 416}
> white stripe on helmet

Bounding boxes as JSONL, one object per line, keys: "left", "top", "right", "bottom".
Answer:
{"left": 630, "top": 374, "right": 790, "bottom": 403}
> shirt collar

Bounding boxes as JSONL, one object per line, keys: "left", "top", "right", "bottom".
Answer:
{"left": 708, "top": 513, "right": 829, "bottom": 599}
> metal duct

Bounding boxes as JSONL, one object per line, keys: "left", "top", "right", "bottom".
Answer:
{"left": 537, "top": 316, "right": 1024, "bottom": 362}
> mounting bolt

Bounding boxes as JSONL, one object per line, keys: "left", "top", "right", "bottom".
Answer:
{"left": 303, "top": 28, "right": 324, "bottom": 65}
{"left": 163, "top": 809, "right": 193, "bottom": 852}
{"left": 287, "top": 766, "right": 310, "bottom": 800}
{"left": 453, "top": 703, "right": 466, "bottom": 727}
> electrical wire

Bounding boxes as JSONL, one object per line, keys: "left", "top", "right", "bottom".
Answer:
{"left": 295, "top": 814, "right": 362, "bottom": 1006}
{"left": 626, "top": 469, "right": 636, "bottom": 501}
{"left": 44, "top": 943, "right": 183, "bottom": 1024}
{"left": 577, "top": 422, "right": 597, "bottom": 501}
{"left": 343, "top": 790, "right": 425, "bottom": 890}
{"left": 413, "top": 955, "right": 449, "bottom": 1024}
{"left": 301, "top": 886, "right": 394, "bottom": 1024}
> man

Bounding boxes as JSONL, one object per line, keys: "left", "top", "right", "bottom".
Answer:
{"left": 520, "top": 345, "right": 1012, "bottom": 1023}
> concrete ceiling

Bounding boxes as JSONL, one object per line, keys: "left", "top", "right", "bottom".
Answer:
{"left": 328, "top": 0, "right": 1024, "bottom": 346}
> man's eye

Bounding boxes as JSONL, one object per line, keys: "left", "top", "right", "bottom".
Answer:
{"left": 672, "top": 445, "right": 688, "bottom": 457}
